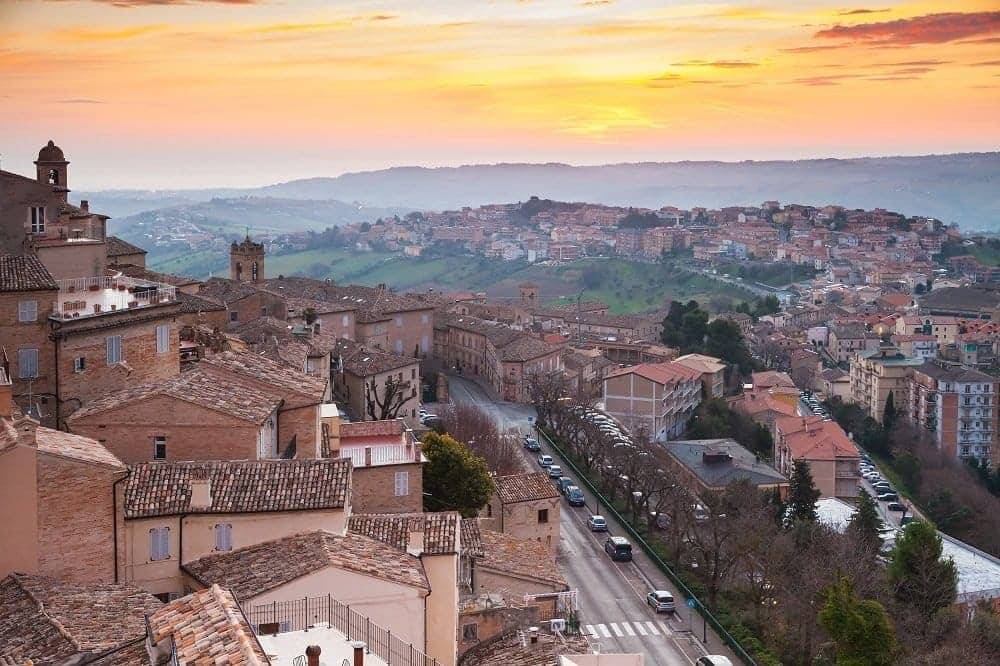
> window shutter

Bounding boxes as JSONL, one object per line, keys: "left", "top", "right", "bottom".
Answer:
{"left": 161, "top": 528, "right": 170, "bottom": 559}
{"left": 395, "top": 471, "right": 408, "bottom": 497}
{"left": 149, "top": 529, "right": 158, "bottom": 560}
{"left": 19, "top": 300, "right": 37, "bottom": 322}
{"left": 156, "top": 325, "right": 169, "bottom": 354}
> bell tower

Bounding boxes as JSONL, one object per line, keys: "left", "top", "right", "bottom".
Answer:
{"left": 230, "top": 233, "right": 265, "bottom": 284}
{"left": 34, "top": 140, "right": 69, "bottom": 202}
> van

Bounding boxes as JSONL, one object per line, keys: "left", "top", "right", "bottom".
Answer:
{"left": 604, "top": 536, "right": 633, "bottom": 561}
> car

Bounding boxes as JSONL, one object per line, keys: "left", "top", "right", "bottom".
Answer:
{"left": 419, "top": 413, "right": 438, "bottom": 425}
{"left": 523, "top": 436, "right": 541, "bottom": 452}
{"left": 646, "top": 590, "right": 675, "bottom": 613}
{"left": 877, "top": 491, "right": 898, "bottom": 502}
{"left": 556, "top": 476, "right": 574, "bottom": 495}
{"left": 900, "top": 516, "right": 916, "bottom": 526}
{"left": 604, "top": 536, "right": 633, "bottom": 561}
{"left": 874, "top": 483, "right": 893, "bottom": 493}
{"left": 648, "top": 510, "right": 669, "bottom": 529}
{"left": 696, "top": 656, "right": 734, "bottom": 666}
{"left": 418, "top": 408, "right": 429, "bottom": 418}
{"left": 537, "top": 454, "right": 553, "bottom": 468}
{"left": 587, "top": 515, "right": 608, "bottom": 531}
{"left": 547, "top": 465, "right": 563, "bottom": 479}
{"left": 566, "top": 486, "right": 586, "bottom": 507}
{"left": 887, "top": 502, "right": 906, "bottom": 512}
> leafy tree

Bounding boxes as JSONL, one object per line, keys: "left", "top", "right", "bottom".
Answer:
{"left": 580, "top": 265, "right": 606, "bottom": 289}
{"left": 848, "top": 490, "right": 882, "bottom": 554}
{"left": 882, "top": 392, "right": 897, "bottom": 430}
{"left": 887, "top": 520, "right": 958, "bottom": 619}
{"left": 704, "top": 318, "right": 755, "bottom": 374}
{"left": 786, "top": 460, "right": 821, "bottom": 525}
{"left": 756, "top": 294, "right": 781, "bottom": 317}
{"left": 421, "top": 432, "right": 495, "bottom": 517}
{"left": 924, "top": 488, "right": 973, "bottom": 533}
{"left": 684, "top": 398, "right": 773, "bottom": 459}
{"left": 818, "top": 576, "right": 898, "bottom": 666}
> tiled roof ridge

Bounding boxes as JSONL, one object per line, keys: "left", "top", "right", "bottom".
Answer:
{"left": 210, "top": 585, "right": 267, "bottom": 666}
{"left": 6, "top": 573, "right": 82, "bottom": 652}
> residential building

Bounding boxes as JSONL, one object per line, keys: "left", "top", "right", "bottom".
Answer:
{"left": 890, "top": 333, "right": 939, "bottom": 361}
{"left": 908, "top": 361, "right": 997, "bottom": 464}
{"left": 481, "top": 472, "right": 561, "bottom": 553}
{"left": 773, "top": 415, "right": 861, "bottom": 499}
{"left": 850, "top": 345, "right": 924, "bottom": 422}
{"left": 663, "top": 438, "right": 789, "bottom": 498}
{"left": 673, "top": 353, "right": 727, "bottom": 399}
{"left": 819, "top": 368, "right": 852, "bottom": 401}
{"left": 198, "top": 276, "right": 287, "bottom": 327}
{"left": 332, "top": 338, "right": 422, "bottom": 425}
{"left": 473, "top": 529, "right": 568, "bottom": 597}
{"left": 105, "top": 235, "right": 148, "bottom": 268}
{"left": 602, "top": 361, "right": 702, "bottom": 441}
{"left": 828, "top": 324, "right": 880, "bottom": 365}
{"left": 336, "top": 419, "right": 425, "bottom": 513}
{"left": 119, "top": 457, "right": 352, "bottom": 600}
{"left": 895, "top": 315, "right": 959, "bottom": 346}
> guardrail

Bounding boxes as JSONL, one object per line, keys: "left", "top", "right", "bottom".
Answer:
{"left": 535, "top": 426, "right": 761, "bottom": 666}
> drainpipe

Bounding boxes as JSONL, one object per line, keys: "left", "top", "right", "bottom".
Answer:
{"left": 112, "top": 470, "right": 128, "bottom": 583}
{"left": 49, "top": 319, "right": 61, "bottom": 429}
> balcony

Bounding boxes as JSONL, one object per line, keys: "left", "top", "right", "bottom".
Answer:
{"left": 53, "top": 275, "right": 177, "bottom": 320}
{"left": 338, "top": 442, "right": 425, "bottom": 467}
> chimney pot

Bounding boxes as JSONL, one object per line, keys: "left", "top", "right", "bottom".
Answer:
{"left": 529, "top": 626, "right": 539, "bottom": 644}
{"left": 80, "top": 200, "right": 89, "bottom": 212}
{"left": 352, "top": 641, "right": 366, "bottom": 666}
{"left": 306, "top": 645, "right": 321, "bottom": 666}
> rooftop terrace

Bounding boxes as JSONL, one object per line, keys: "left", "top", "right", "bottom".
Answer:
{"left": 53, "top": 275, "right": 177, "bottom": 320}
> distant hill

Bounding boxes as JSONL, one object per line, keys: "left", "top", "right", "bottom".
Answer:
{"left": 83, "top": 153, "right": 1000, "bottom": 230}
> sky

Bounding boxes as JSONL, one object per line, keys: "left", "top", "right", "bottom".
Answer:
{"left": 0, "top": 0, "right": 998, "bottom": 189}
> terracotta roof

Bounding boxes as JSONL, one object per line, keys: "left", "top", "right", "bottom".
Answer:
{"left": 775, "top": 417, "right": 859, "bottom": 462}
{"left": 494, "top": 472, "right": 560, "bottom": 505}
{"left": 183, "top": 530, "right": 429, "bottom": 596}
{"left": 199, "top": 277, "right": 261, "bottom": 305}
{"left": 176, "top": 289, "right": 227, "bottom": 313}
{"left": 201, "top": 350, "right": 328, "bottom": 403}
{"left": 913, "top": 360, "right": 997, "bottom": 384}
{"left": 114, "top": 263, "right": 200, "bottom": 288}
{"left": 750, "top": 370, "right": 796, "bottom": 389}
{"left": 674, "top": 353, "right": 726, "bottom": 374}
{"left": 605, "top": 360, "right": 701, "bottom": 386}
{"left": 1, "top": 417, "right": 125, "bottom": 469}
{"left": 104, "top": 236, "right": 147, "bottom": 258}
{"left": 0, "top": 254, "right": 57, "bottom": 292}
{"left": 458, "top": 629, "right": 589, "bottom": 666}
{"left": 334, "top": 338, "right": 419, "bottom": 376}
{"left": 262, "top": 278, "right": 431, "bottom": 319}
{"left": 147, "top": 585, "right": 268, "bottom": 666}
{"left": 477, "top": 530, "right": 568, "bottom": 589}
{"left": 85, "top": 639, "right": 150, "bottom": 665}
{"left": 68, "top": 368, "right": 283, "bottom": 425}
{"left": 0, "top": 573, "right": 161, "bottom": 665}
{"left": 123, "top": 458, "right": 352, "bottom": 519}
{"left": 733, "top": 391, "right": 797, "bottom": 419}
{"left": 347, "top": 512, "right": 461, "bottom": 555}
{"left": 500, "top": 335, "right": 562, "bottom": 363}
{"left": 461, "top": 519, "right": 485, "bottom": 558}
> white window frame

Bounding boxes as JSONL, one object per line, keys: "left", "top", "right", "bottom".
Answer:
{"left": 73, "top": 356, "right": 86, "bottom": 373}
{"left": 394, "top": 471, "right": 409, "bottom": 497}
{"left": 18, "top": 348, "right": 39, "bottom": 379}
{"left": 214, "top": 523, "right": 233, "bottom": 552}
{"left": 29, "top": 206, "right": 45, "bottom": 234}
{"left": 106, "top": 335, "right": 123, "bottom": 365}
{"left": 153, "top": 436, "right": 167, "bottom": 460}
{"left": 18, "top": 300, "right": 38, "bottom": 323}
{"left": 155, "top": 324, "right": 170, "bottom": 355}
{"left": 149, "top": 527, "right": 170, "bottom": 561}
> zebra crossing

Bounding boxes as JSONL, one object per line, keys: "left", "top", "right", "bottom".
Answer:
{"left": 585, "top": 619, "right": 673, "bottom": 640}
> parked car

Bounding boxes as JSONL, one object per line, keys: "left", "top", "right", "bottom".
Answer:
{"left": 547, "top": 465, "right": 563, "bottom": 479}
{"left": 537, "top": 454, "right": 553, "bottom": 468}
{"left": 419, "top": 413, "right": 438, "bottom": 425}
{"left": 587, "top": 515, "right": 608, "bottom": 531}
{"left": 556, "top": 476, "right": 574, "bottom": 495}
{"left": 523, "top": 436, "right": 541, "bottom": 452}
{"left": 646, "top": 590, "right": 675, "bottom": 613}
{"left": 887, "top": 502, "right": 906, "bottom": 512}
{"left": 874, "top": 483, "right": 893, "bottom": 494}
{"left": 696, "top": 657, "right": 734, "bottom": 666}
{"left": 900, "top": 516, "right": 916, "bottom": 526}
{"left": 566, "top": 486, "right": 586, "bottom": 507}
{"left": 877, "top": 492, "right": 899, "bottom": 502}
{"left": 604, "top": 536, "right": 633, "bottom": 561}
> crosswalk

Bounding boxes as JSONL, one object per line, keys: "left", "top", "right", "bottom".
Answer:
{"left": 585, "top": 619, "right": 673, "bottom": 640}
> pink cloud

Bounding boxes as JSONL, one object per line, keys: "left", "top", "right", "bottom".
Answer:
{"left": 815, "top": 11, "right": 1000, "bottom": 46}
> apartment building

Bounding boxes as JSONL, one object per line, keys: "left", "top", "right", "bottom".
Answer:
{"left": 850, "top": 345, "right": 924, "bottom": 422}
{"left": 908, "top": 361, "right": 997, "bottom": 464}
{"left": 673, "top": 353, "right": 727, "bottom": 399}
{"left": 602, "top": 361, "right": 702, "bottom": 441}
{"left": 828, "top": 323, "right": 880, "bottom": 365}
{"left": 332, "top": 338, "right": 422, "bottom": 425}
{"left": 336, "top": 419, "right": 425, "bottom": 514}
{"left": 481, "top": 472, "right": 561, "bottom": 553}
{"left": 895, "top": 315, "right": 959, "bottom": 346}
{"left": 663, "top": 438, "right": 789, "bottom": 498}
{"left": 773, "top": 415, "right": 861, "bottom": 499}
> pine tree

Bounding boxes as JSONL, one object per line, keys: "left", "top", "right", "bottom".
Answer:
{"left": 786, "top": 459, "right": 821, "bottom": 525}
{"left": 888, "top": 520, "right": 958, "bottom": 619}
{"left": 848, "top": 490, "right": 882, "bottom": 554}
{"left": 882, "top": 391, "right": 897, "bottom": 429}
{"left": 819, "top": 576, "right": 898, "bottom": 666}
{"left": 421, "top": 432, "right": 495, "bottom": 517}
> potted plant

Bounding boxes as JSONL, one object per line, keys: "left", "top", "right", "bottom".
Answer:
{"left": 88, "top": 283, "right": 100, "bottom": 292}
{"left": 93, "top": 303, "right": 102, "bottom": 313}
{"left": 67, "top": 284, "right": 76, "bottom": 293}
{"left": 128, "top": 300, "right": 139, "bottom": 308}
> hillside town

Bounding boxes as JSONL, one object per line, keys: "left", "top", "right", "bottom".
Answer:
{"left": 3, "top": 143, "right": 1000, "bottom": 666}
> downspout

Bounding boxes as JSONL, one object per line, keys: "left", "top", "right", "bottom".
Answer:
{"left": 112, "top": 470, "right": 127, "bottom": 583}
{"left": 50, "top": 319, "right": 61, "bottom": 429}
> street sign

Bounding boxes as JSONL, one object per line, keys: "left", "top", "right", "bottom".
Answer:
{"left": 686, "top": 598, "right": 697, "bottom": 609}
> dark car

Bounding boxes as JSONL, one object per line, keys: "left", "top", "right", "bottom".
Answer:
{"left": 523, "top": 435, "right": 541, "bottom": 452}
{"left": 555, "top": 476, "right": 574, "bottom": 495}
{"left": 887, "top": 502, "right": 906, "bottom": 512}
{"left": 604, "top": 536, "right": 633, "bottom": 561}
{"left": 566, "top": 486, "right": 586, "bottom": 507}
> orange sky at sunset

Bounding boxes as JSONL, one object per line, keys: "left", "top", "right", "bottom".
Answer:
{"left": 1, "top": 0, "right": 998, "bottom": 188}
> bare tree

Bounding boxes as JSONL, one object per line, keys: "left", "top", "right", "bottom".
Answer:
{"left": 365, "top": 375, "right": 407, "bottom": 420}
{"left": 439, "top": 402, "right": 521, "bottom": 475}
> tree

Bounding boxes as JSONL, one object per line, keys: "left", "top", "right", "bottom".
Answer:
{"left": 438, "top": 402, "right": 521, "bottom": 475}
{"left": 704, "top": 318, "right": 755, "bottom": 374}
{"left": 581, "top": 265, "right": 606, "bottom": 289}
{"left": 365, "top": 375, "right": 407, "bottom": 420}
{"left": 848, "top": 490, "right": 882, "bottom": 555}
{"left": 818, "top": 576, "right": 898, "bottom": 666}
{"left": 786, "top": 460, "right": 821, "bottom": 525}
{"left": 421, "top": 432, "right": 494, "bottom": 517}
{"left": 887, "top": 520, "right": 958, "bottom": 619}
{"left": 882, "top": 391, "right": 897, "bottom": 430}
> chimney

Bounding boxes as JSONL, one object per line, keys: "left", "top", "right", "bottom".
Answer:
{"left": 306, "top": 645, "right": 322, "bottom": 666}
{"left": 189, "top": 467, "right": 212, "bottom": 509}
{"left": 80, "top": 200, "right": 89, "bottom": 212}
{"left": 529, "top": 626, "right": 539, "bottom": 644}
{"left": 352, "top": 641, "right": 366, "bottom": 666}
{"left": 14, "top": 416, "right": 39, "bottom": 448}
{"left": 407, "top": 530, "right": 424, "bottom": 556}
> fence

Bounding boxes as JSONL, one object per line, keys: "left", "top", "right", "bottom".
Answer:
{"left": 247, "top": 595, "right": 438, "bottom": 666}
{"left": 535, "top": 427, "right": 760, "bottom": 666}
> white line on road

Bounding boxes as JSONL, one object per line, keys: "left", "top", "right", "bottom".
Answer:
{"left": 610, "top": 623, "right": 623, "bottom": 637}
{"left": 658, "top": 621, "right": 671, "bottom": 636}
{"left": 622, "top": 622, "right": 636, "bottom": 636}
{"left": 586, "top": 625, "right": 597, "bottom": 637}
{"left": 646, "top": 621, "right": 660, "bottom": 636}
{"left": 599, "top": 624, "right": 611, "bottom": 638}
{"left": 634, "top": 622, "right": 649, "bottom": 636}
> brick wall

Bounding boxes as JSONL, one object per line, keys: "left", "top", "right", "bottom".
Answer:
{"left": 0, "top": 290, "right": 58, "bottom": 425}
{"left": 69, "top": 395, "right": 261, "bottom": 464}
{"left": 225, "top": 292, "right": 286, "bottom": 328}
{"left": 351, "top": 462, "right": 423, "bottom": 513}
{"left": 37, "top": 454, "right": 122, "bottom": 583}
{"left": 501, "top": 498, "right": 560, "bottom": 554}
{"left": 277, "top": 403, "right": 320, "bottom": 458}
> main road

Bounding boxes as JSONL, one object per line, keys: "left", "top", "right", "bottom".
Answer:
{"left": 447, "top": 376, "right": 738, "bottom": 666}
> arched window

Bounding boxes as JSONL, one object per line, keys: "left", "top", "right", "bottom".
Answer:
{"left": 48, "top": 169, "right": 60, "bottom": 185}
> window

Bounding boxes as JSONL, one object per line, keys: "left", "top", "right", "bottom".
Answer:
{"left": 229, "top": 311, "right": 239, "bottom": 323}
{"left": 153, "top": 436, "right": 167, "bottom": 460}
{"left": 462, "top": 624, "right": 478, "bottom": 641}
{"left": 260, "top": 307, "right": 267, "bottom": 317}
{"left": 18, "top": 348, "right": 38, "bottom": 379}
{"left": 214, "top": 523, "right": 232, "bottom": 551}
{"left": 149, "top": 527, "right": 170, "bottom": 561}
{"left": 421, "top": 314, "right": 429, "bottom": 325}
{"left": 29, "top": 206, "right": 45, "bottom": 234}
{"left": 395, "top": 316, "right": 403, "bottom": 328}
{"left": 394, "top": 471, "right": 409, "bottom": 497}
{"left": 538, "top": 509, "right": 549, "bottom": 524}
{"left": 106, "top": 335, "right": 123, "bottom": 365}
{"left": 420, "top": 335, "right": 429, "bottom": 354}
{"left": 74, "top": 356, "right": 86, "bottom": 373}
{"left": 18, "top": 300, "right": 38, "bottom": 323}
{"left": 155, "top": 324, "right": 170, "bottom": 355}
{"left": 395, "top": 340, "right": 403, "bottom": 354}
{"left": 342, "top": 314, "right": 350, "bottom": 327}
{"left": 965, "top": 385, "right": 971, "bottom": 393}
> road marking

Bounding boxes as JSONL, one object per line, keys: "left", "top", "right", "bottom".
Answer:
{"left": 645, "top": 621, "right": 660, "bottom": 636}
{"left": 610, "top": 623, "right": 623, "bottom": 637}
{"left": 658, "top": 621, "right": 671, "bottom": 635}
{"left": 634, "top": 622, "right": 649, "bottom": 636}
{"left": 585, "top": 625, "right": 597, "bottom": 637}
{"left": 599, "top": 624, "right": 611, "bottom": 638}
{"left": 622, "top": 622, "right": 636, "bottom": 636}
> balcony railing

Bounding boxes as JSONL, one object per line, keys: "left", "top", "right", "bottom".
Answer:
{"left": 54, "top": 275, "right": 177, "bottom": 319}
{"left": 338, "top": 443, "right": 422, "bottom": 467}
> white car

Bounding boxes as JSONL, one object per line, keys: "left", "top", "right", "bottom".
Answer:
{"left": 696, "top": 657, "right": 734, "bottom": 666}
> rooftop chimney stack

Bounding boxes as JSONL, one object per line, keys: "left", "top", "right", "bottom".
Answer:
{"left": 306, "top": 645, "right": 321, "bottom": 666}
{"left": 529, "top": 627, "right": 539, "bottom": 644}
{"left": 80, "top": 200, "right": 89, "bottom": 212}
{"left": 407, "top": 530, "right": 425, "bottom": 556}
{"left": 189, "top": 468, "right": 212, "bottom": 509}
{"left": 352, "top": 641, "right": 366, "bottom": 666}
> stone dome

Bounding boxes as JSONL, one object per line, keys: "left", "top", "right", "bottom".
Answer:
{"left": 37, "top": 140, "right": 66, "bottom": 162}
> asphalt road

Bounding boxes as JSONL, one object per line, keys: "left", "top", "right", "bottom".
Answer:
{"left": 447, "top": 376, "right": 735, "bottom": 666}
